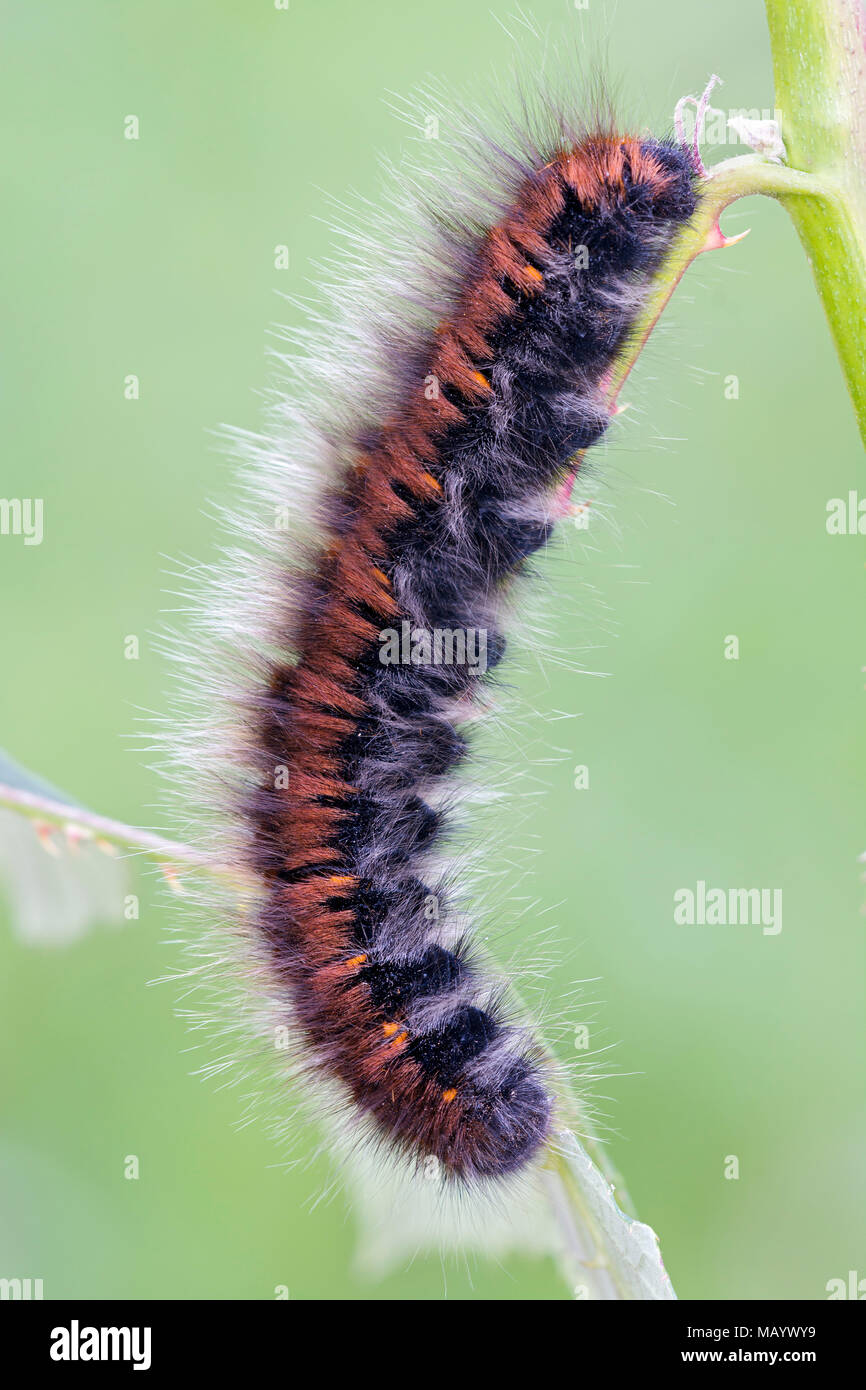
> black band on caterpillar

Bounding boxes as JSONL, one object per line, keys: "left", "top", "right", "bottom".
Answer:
{"left": 237, "top": 132, "right": 697, "bottom": 1182}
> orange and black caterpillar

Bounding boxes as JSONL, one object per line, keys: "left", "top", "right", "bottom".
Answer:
{"left": 210, "top": 123, "right": 698, "bottom": 1183}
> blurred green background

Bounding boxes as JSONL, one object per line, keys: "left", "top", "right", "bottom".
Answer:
{"left": 1, "top": 0, "right": 863, "bottom": 1300}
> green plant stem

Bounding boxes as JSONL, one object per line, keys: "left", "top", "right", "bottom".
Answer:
{"left": 561, "top": 154, "right": 828, "bottom": 509}
{"left": 765, "top": 0, "right": 866, "bottom": 442}
{"left": 610, "top": 156, "right": 824, "bottom": 402}
{"left": 0, "top": 781, "right": 213, "bottom": 869}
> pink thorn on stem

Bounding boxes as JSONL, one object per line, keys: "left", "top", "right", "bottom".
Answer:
{"left": 702, "top": 221, "right": 752, "bottom": 253}
{"left": 34, "top": 820, "right": 62, "bottom": 856}
{"left": 65, "top": 822, "right": 94, "bottom": 851}
{"left": 160, "top": 863, "right": 187, "bottom": 896}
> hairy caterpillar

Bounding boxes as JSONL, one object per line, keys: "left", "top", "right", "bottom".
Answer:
{"left": 178, "top": 93, "right": 699, "bottom": 1186}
